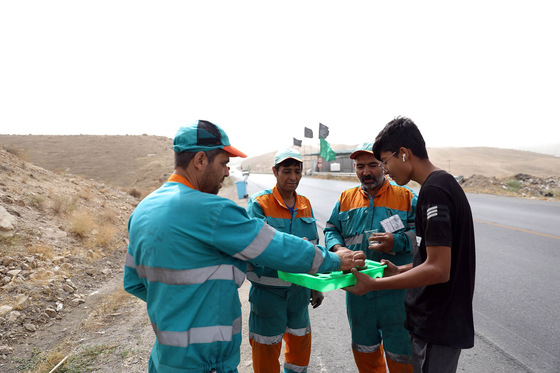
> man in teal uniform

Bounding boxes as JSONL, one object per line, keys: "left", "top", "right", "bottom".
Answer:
{"left": 124, "top": 120, "right": 365, "bottom": 373}
{"left": 324, "top": 142, "right": 417, "bottom": 372}
{"left": 247, "top": 148, "right": 323, "bottom": 373}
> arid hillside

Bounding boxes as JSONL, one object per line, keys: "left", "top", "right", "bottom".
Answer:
{"left": 0, "top": 147, "right": 140, "bottom": 371}
{"left": 0, "top": 135, "right": 174, "bottom": 197}
{"left": 2, "top": 135, "right": 560, "bottom": 202}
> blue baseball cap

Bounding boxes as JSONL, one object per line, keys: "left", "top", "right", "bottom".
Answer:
{"left": 274, "top": 148, "right": 303, "bottom": 166}
{"left": 173, "top": 120, "right": 247, "bottom": 158}
{"left": 350, "top": 142, "right": 374, "bottom": 159}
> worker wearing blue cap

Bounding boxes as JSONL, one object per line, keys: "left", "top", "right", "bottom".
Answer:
{"left": 246, "top": 148, "right": 323, "bottom": 373}
{"left": 124, "top": 121, "right": 366, "bottom": 373}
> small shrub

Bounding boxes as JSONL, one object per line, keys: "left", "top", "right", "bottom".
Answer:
{"left": 128, "top": 188, "right": 142, "bottom": 198}
{"left": 27, "top": 243, "right": 54, "bottom": 260}
{"left": 99, "top": 209, "right": 118, "bottom": 224}
{"left": 3, "top": 146, "right": 30, "bottom": 161}
{"left": 26, "top": 195, "right": 45, "bottom": 209}
{"left": 68, "top": 210, "right": 97, "bottom": 239}
{"left": 78, "top": 187, "right": 92, "bottom": 201}
{"left": 506, "top": 179, "right": 521, "bottom": 192}
{"left": 83, "top": 289, "right": 134, "bottom": 329}
{"left": 92, "top": 224, "right": 118, "bottom": 248}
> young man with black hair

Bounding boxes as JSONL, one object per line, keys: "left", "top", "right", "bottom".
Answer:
{"left": 346, "top": 117, "right": 476, "bottom": 373}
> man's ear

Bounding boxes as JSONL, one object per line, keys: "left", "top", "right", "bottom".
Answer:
{"left": 272, "top": 166, "right": 278, "bottom": 178}
{"left": 400, "top": 147, "right": 411, "bottom": 161}
{"left": 192, "top": 151, "right": 208, "bottom": 171}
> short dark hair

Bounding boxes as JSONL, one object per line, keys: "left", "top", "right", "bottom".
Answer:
{"left": 175, "top": 148, "right": 225, "bottom": 169}
{"left": 274, "top": 158, "right": 303, "bottom": 172}
{"left": 373, "top": 116, "right": 428, "bottom": 160}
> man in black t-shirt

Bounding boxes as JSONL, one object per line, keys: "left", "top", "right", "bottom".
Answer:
{"left": 345, "top": 117, "right": 476, "bottom": 373}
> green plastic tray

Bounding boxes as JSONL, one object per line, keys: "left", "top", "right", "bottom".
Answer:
{"left": 278, "top": 259, "right": 386, "bottom": 292}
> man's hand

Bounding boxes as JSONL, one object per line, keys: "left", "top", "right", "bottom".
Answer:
{"left": 336, "top": 248, "right": 366, "bottom": 271}
{"left": 344, "top": 259, "right": 401, "bottom": 295}
{"left": 368, "top": 232, "right": 395, "bottom": 254}
{"left": 310, "top": 290, "right": 324, "bottom": 308}
{"left": 379, "top": 259, "right": 400, "bottom": 277}
{"left": 343, "top": 268, "right": 379, "bottom": 295}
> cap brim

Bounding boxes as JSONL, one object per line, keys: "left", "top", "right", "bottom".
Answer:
{"left": 275, "top": 156, "right": 303, "bottom": 165}
{"left": 223, "top": 145, "right": 247, "bottom": 158}
{"left": 350, "top": 150, "right": 373, "bottom": 159}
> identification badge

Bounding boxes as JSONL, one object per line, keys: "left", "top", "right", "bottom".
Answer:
{"left": 380, "top": 214, "right": 405, "bottom": 233}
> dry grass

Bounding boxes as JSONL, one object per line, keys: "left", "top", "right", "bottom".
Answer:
{"left": 27, "top": 267, "right": 56, "bottom": 287}
{"left": 82, "top": 288, "right": 135, "bottom": 331}
{"left": 51, "top": 194, "right": 78, "bottom": 215}
{"left": 91, "top": 224, "right": 119, "bottom": 249}
{"left": 77, "top": 187, "right": 92, "bottom": 201}
{"left": 3, "top": 145, "right": 31, "bottom": 161}
{"left": 68, "top": 209, "right": 97, "bottom": 239}
{"left": 27, "top": 243, "right": 55, "bottom": 261}
{"left": 26, "top": 194, "right": 45, "bottom": 209}
{"left": 128, "top": 187, "right": 142, "bottom": 198}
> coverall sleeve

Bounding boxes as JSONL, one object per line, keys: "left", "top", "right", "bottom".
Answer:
{"left": 323, "top": 200, "right": 345, "bottom": 250}
{"left": 391, "top": 193, "right": 417, "bottom": 254}
{"left": 123, "top": 216, "right": 148, "bottom": 302}
{"left": 210, "top": 201, "right": 341, "bottom": 274}
{"left": 123, "top": 257, "right": 147, "bottom": 302}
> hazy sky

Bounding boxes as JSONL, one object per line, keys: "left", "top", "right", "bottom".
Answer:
{"left": 1, "top": 1, "right": 559, "bottom": 157}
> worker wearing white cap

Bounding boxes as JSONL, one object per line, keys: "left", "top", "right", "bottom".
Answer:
{"left": 246, "top": 147, "right": 323, "bottom": 373}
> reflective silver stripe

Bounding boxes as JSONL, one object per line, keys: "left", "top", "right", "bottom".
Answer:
{"left": 284, "top": 362, "right": 308, "bottom": 372}
{"left": 352, "top": 341, "right": 381, "bottom": 353}
{"left": 385, "top": 349, "right": 413, "bottom": 364}
{"left": 233, "top": 223, "right": 276, "bottom": 261}
{"left": 344, "top": 234, "right": 363, "bottom": 246}
{"left": 249, "top": 331, "right": 283, "bottom": 345}
{"left": 286, "top": 325, "right": 311, "bottom": 337}
{"left": 246, "top": 272, "right": 292, "bottom": 287}
{"left": 152, "top": 316, "right": 242, "bottom": 348}
{"left": 133, "top": 263, "right": 246, "bottom": 288}
{"left": 325, "top": 222, "right": 336, "bottom": 228}
{"left": 308, "top": 245, "right": 324, "bottom": 274}
{"left": 125, "top": 252, "right": 135, "bottom": 267}
{"left": 405, "top": 230, "right": 417, "bottom": 251}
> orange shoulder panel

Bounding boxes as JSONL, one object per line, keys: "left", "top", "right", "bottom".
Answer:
{"left": 338, "top": 188, "right": 369, "bottom": 212}
{"left": 375, "top": 186, "right": 414, "bottom": 212}
{"left": 254, "top": 193, "right": 292, "bottom": 219}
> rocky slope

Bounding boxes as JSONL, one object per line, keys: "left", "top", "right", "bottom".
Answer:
{"left": 0, "top": 148, "right": 138, "bottom": 366}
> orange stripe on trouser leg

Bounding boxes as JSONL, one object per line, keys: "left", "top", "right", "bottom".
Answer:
{"left": 386, "top": 356, "right": 413, "bottom": 373}
{"left": 284, "top": 331, "right": 312, "bottom": 367}
{"left": 250, "top": 339, "right": 282, "bottom": 373}
{"left": 352, "top": 344, "right": 387, "bottom": 373}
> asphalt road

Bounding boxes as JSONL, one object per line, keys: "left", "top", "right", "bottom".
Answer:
{"left": 241, "top": 172, "right": 560, "bottom": 373}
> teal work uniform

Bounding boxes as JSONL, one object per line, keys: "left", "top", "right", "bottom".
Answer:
{"left": 324, "top": 179, "right": 417, "bottom": 365}
{"left": 124, "top": 175, "right": 341, "bottom": 373}
{"left": 246, "top": 186, "right": 318, "bottom": 373}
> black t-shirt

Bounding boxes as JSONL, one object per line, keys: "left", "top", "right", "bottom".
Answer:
{"left": 404, "top": 170, "right": 476, "bottom": 348}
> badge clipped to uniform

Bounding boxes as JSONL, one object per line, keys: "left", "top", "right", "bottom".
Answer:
{"left": 380, "top": 214, "right": 405, "bottom": 233}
